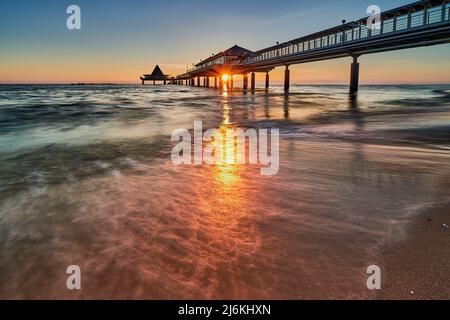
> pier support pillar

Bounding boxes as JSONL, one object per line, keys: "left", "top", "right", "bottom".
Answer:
{"left": 214, "top": 77, "right": 218, "bottom": 88}
{"left": 350, "top": 56, "right": 360, "bottom": 94}
{"left": 197, "top": 77, "right": 200, "bottom": 87}
{"left": 251, "top": 72, "right": 256, "bottom": 92}
{"left": 230, "top": 75, "right": 234, "bottom": 89}
{"left": 206, "top": 77, "right": 210, "bottom": 88}
{"left": 284, "top": 66, "right": 290, "bottom": 93}
{"left": 142, "top": 80, "right": 144, "bottom": 85}
{"left": 219, "top": 77, "right": 223, "bottom": 88}
{"left": 153, "top": 80, "right": 156, "bottom": 85}
{"left": 265, "top": 72, "right": 270, "bottom": 90}
{"left": 243, "top": 74, "right": 248, "bottom": 90}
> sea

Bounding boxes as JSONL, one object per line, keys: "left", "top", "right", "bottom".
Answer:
{"left": 0, "top": 84, "right": 449, "bottom": 299}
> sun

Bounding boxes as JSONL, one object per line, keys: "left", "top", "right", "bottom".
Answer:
{"left": 222, "top": 74, "right": 230, "bottom": 82}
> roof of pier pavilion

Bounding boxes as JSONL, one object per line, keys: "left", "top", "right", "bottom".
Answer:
{"left": 183, "top": 45, "right": 256, "bottom": 78}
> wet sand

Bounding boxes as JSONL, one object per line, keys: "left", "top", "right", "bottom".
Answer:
{"left": 378, "top": 202, "right": 450, "bottom": 300}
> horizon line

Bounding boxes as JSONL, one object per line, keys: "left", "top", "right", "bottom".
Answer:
{"left": 1, "top": 82, "right": 449, "bottom": 86}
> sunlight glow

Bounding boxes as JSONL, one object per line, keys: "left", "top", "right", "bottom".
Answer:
{"left": 222, "top": 74, "right": 230, "bottom": 82}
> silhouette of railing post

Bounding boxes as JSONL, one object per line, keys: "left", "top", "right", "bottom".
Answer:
{"left": 243, "top": 73, "right": 248, "bottom": 90}
{"left": 284, "top": 65, "right": 290, "bottom": 93}
{"left": 251, "top": 72, "right": 256, "bottom": 92}
{"left": 350, "top": 55, "right": 360, "bottom": 94}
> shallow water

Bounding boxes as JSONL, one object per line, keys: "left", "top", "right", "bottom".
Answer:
{"left": 0, "top": 84, "right": 449, "bottom": 299}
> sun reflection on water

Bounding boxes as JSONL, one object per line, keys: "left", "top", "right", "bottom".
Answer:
{"left": 200, "top": 87, "right": 251, "bottom": 225}
{"left": 222, "top": 86, "right": 229, "bottom": 97}
{"left": 222, "top": 103, "right": 231, "bottom": 125}
{"left": 214, "top": 105, "right": 241, "bottom": 180}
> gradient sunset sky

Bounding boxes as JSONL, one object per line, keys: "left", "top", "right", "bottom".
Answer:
{"left": 1, "top": 0, "right": 449, "bottom": 84}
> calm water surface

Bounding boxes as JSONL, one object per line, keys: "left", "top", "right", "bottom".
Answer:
{"left": 0, "top": 84, "right": 449, "bottom": 299}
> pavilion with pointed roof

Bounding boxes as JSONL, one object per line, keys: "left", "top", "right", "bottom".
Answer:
{"left": 140, "top": 65, "right": 171, "bottom": 85}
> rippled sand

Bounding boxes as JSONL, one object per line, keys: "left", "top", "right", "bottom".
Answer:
{"left": 0, "top": 84, "right": 449, "bottom": 299}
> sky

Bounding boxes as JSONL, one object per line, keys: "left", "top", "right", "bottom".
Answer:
{"left": 0, "top": 0, "right": 449, "bottom": 84}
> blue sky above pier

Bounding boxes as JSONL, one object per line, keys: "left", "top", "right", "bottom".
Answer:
{"left": 1, "top": 0, "right": 449, "bottom": 83}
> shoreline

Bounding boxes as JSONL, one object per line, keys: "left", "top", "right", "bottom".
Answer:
{"left": 378, "top": 202, "right": 450, "bottom": 299}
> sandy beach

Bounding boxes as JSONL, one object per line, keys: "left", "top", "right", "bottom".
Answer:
{"left": 379, "top": 202, "right": 450, "bottom": 300}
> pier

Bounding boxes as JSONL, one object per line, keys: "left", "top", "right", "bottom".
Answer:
{"left": 143, "top": 0, "right": 450, "bottom": 93}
